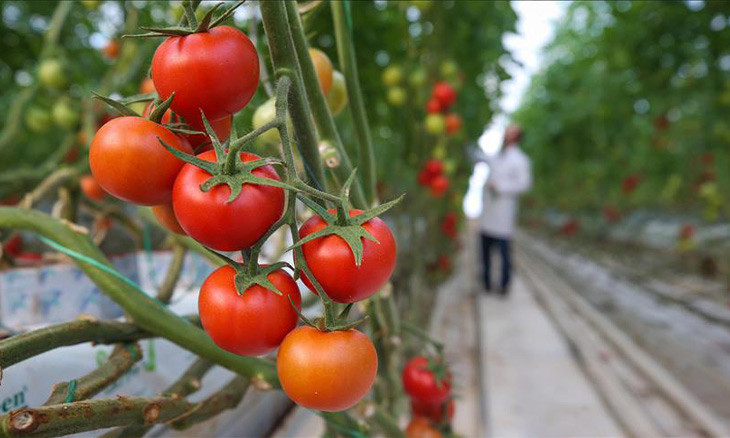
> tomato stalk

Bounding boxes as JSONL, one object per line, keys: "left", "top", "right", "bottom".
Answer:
{"left": 330, "top": 0, "right": 377, "bottom": 206}
{"left": 283, "top": 0, "right": 368, "bottom": 209}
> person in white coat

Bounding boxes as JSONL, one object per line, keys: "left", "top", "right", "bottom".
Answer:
{"left": 476, "top": 124, "right": 532, "bottom": 295}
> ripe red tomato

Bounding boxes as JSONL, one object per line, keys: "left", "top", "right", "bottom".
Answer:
{"left": 183, "top": 114, "right": 232, "bottom": 150}
{"left": 103, "top": 39, "right": 120, "bottom": 59}
{"left": 411, "top": 398, "right": 455, "bottom": 423}
{"left": 424, "top": 159, "right": 444, "bottom": 176}
{"left": 622, "top": 174, "right": 641, "bottom": 194}
{"left": 432, "top": 81, "right": 456, "bottom": 108}
{"left": 426, "top": 97, "right": 443, "bottom": 114}
{"left": 151, "top": 26, "right": 259, "bottom": 122}
{"left": 309, "top": 48, "right": 334, "bottom": 95}
{"left": 80, "top": 175, "right": 106, "bottom": 201}
{"left": 429, "top": 176, "right": 450, "bottom": 197}
{"left": 277, "top": 326, "right": 377, "bottom": 411}
{"left": 152, "top": 203, "right": 185, "bottom": 235}
{"left": 444, "top": 114, "right": 462, "bottom": 134}
{"left": 172, "top": 150, "right": 284, "bottom": 251}
{"left": 299, "top": 209, "right": 396, "bottom": 303}
{"left": 402, "top": 357, "right": 452, "bottom": 403}
{"left": 440, "top": 212, "right": 458, "bottom": 239}
{"left": 2, "top": 234, "right": 23, "bottom": 257}
{"left": 405, "top": 417, "right": 442, "bottom": 438}
{"left": 679, "top": 224, "right": 696, "bottom": 240}
{"left": 90, "top": 117, "right": 193, "bottom": 205}
{"left": 199, "top": 265, "right": 301, "bottom": 356}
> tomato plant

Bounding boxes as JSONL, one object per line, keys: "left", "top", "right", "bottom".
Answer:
{"left": 277, "top": 326, "right": 378, "bottom": 411}
{"left": 199, "top": 265, "right": 301, "bottom": 356}
{"left": 172, "top": 150, "right": 285, "bottom": 251}
{"left": 152, "top": 25, "right": 259, "bottom": 122}
{"left": 89, "top": 117, "right": 193, "bottom": 205}
{"left": 299, "top": 209, "right": 396, "bottom": 303}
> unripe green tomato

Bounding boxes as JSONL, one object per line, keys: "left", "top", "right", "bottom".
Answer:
{"left": 52, "top": 98, "right": 79, "bottom": 129}
{"left": 409, "top": 68, "right": 426, "bottom": 88}
{"left": 433, "top": 144, "right": 446, "bottom": 160}
{"left": 252, "top": 98, "right": 293, "bottom": 146}
{"left": 327, "top": 71, "right": 348, "bottom": 116}
{"left": 38, "top": 59, "right": 67, "bottom": 90}
{"left": 81, "top": 0, "right": 101, "bottom": 10}
{"left": 425, "top": 114, "right": 445, "bottom": 135}
{"left": 382, "top": 65, "right": 403, "bottom": 87}
{"left": 440, "top": 60, "right": 458, "bottom": 78}
{"left": 26, "top": 107, "right": 52, "bottom": 133}
{"left": 387, "top": 87, "right": 406, "bottom": 106}
{"left": 252, "top": 98, "right": 280, "bottom": 145}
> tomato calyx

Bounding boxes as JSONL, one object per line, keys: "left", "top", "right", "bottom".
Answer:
{"left": 126, "top": 1, "right": 245, "bottom": 38}
{"left": 288, "top": 173, "right": 403, "bottom": 267}
{"left": 233, "top": 261, "right": 292, "bottom": 297}
{"left": 422, "top": 356, "right": 451, "bottom": 391}
{"left": 158, "top": 113, "right": 297, "bottom": 203}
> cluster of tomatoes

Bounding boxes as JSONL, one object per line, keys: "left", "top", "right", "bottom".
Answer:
{"left": 417, "top": 159, "right": 450, "bottom": 198}
{"left": 403, "top": 356, "right": 454, "bottom": 438}
{"left": 425, "top": 81, "right": 461, "bottom": 137}
{"left": 85, "top": 13, "right": 396, "bottom": 413}
{"left": 25, "top": 58, "right": 80, "bottom": 135}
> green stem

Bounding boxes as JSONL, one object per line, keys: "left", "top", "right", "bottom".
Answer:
{"left": 41, "top": 0, "right": 73, "bottom": 56}
{"left": 43, "top": 343, "right": 142, "bottom": 405}
{"left": 0, "top": 395, "right": 192, "bottom": 438}
{"left": 157, "top": 243, "right": 186, "bottom": 304}
{"left": 0, "top": 207, "right": 278, "bottom": 386}
{"left": 260, "top": 0, "right": 327, "bottom": 190}
{"left": 169, "top": 376, "right": 250, "bottom": 430}
{"left": 371, "top": 405, "right": 407, "bottom": 438}
{"left": 331, "top": 1, "right": 377, "bottom": 206}
{"left": 284, "top": 0, "right": 367, "bottom": 208}
{"left": 225, "top": 119, "right": 280, "bottom": 174}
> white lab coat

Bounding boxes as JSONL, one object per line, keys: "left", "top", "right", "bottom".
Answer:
{"left": 479, "top": 145, "right": 532, "bottom": 238}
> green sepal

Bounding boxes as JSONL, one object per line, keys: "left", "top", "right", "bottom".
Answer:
{"left": 195, "top": 2, "right": 224, "bottom": 33}
{"left": 198, "top": 111, "right": 226, "bottom": 161}
{"left": 165, "top": 126, "right": 205, "bottom": 136}
{"left": 233, "top": 261, "right": 292, "bottom": 297}
{"left": 148, "top": 93, "right": 175, "bottom": 124}
{"left": 136, "top": 26, "right": 195, "bottom": 37}
{"left": 337, "top": 303, "right": 354, "bottom": 320}
{"left": 208, "top": 1, "right": 247, "bottom": 29}
{"left": 91, "top": 92, "right": 140, "bottom": 117}
{"left": 288, "top": 294, "right": 316, "bottom": 328}
{"left": 329, "top": 315, "right": 369, "bottom": 332}
{"left": 349, "top": 194, "right": 404, "bottom": 225}
{"left": 157, "top": 137, "right": 218, "bottom": 174}
{"left": 121, "top": 93, "right": 156, "bottom": 104}
{"left": 198, "top": 157, "right": 297, "bottom": 203}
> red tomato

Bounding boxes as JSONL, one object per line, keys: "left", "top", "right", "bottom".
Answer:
{"left": 152, "top": 203, "right": 185, "bottom": 235}
{"left": 680, "top": 224, "right": 696, "bottom": 240}
{"left": 444, "top": 114, "right": 462, "bottom": 134}
{"left": 424, "top": 159, "right": 444, "bottom": 177}
{"left": 183, "top": 114, "right": 232, "bottom": 149}
{"left": 426, "top": 97, "right": 443, "bottom": 114}
{"left": 103, "top": 39, "right": 120, "bottom": 59}
{"left": 172, "top": 150, "right": 284, "bottom": 251}
{"left": 429, "top": 176, "right": 450, "bottom": 197}
{"left": 2, "top": 234, "right": 22, "bottom": 257}
{"left": 277, "top": 326, "right": 377, "bottom": 411}
{"left": 90, "top": 117, "right": 193, "bottom": 205}
{"left": 299, "top": 209, "right": 397, "bottom": 303}
{"left": 199, "top": 265, "right": 301, "bottom": 356}
{"left": 80, "top": 175, "right": 106, "bottom": 201}
{"left": 405, "top": 417, "right": 442, "bottom": 438}
{"left": 139, "top": 77, "right": 156, "bottom": 94}
{"left": 558, "top": 219, "right": 580, "bottom": 237}
{"left": 622, "top": 174, "right": 641, "bottom": 195}
{"left": 402, "top": 357, "right": 452, "bottom": 403}
{"left": 440, "top": 212, "right": 458, "bottom": 239}
{"left": 432, "top": 81, "right": 456, "bottom": 108}
{"left": 151, "top": 26, "right": 259, "bottom": 122}
{"left": 411, "top": 398, "right": 455, "bottom": 423}
{"left": 436, "top": 254, "right": 451, "bottom": 273}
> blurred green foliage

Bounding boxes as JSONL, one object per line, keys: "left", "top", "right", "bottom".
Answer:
{"left": 515, "top": 1, "right": 730, "bottom": 218}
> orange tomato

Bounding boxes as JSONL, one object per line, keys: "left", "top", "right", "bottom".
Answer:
{"left": 152, "top": 203, "right": 186, "bottom": 235}
{"left": 80, "top": 175, "right": 106, "bottom": 201}
{"left": 139, "top": 77, "right": 156, "bottom": 94}
{"left": 405, "top": 417, "right": 442, "bottom": 438}
{"left": 277, "top": 326, "right": 377, "bottom": 411}
{"left": 103, "top": 39, "right": 120, "bottom": 59}
{"left": 309, "top": 48, "right": 334, "bottom": 95}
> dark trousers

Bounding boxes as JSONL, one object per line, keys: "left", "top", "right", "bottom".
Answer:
{"left": 480, "top": 233, "right": 512, "bottom": 292}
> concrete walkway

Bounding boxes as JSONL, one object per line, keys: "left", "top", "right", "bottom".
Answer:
{"left": 477, "top": 274, "right": 623, "bottom": 437}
